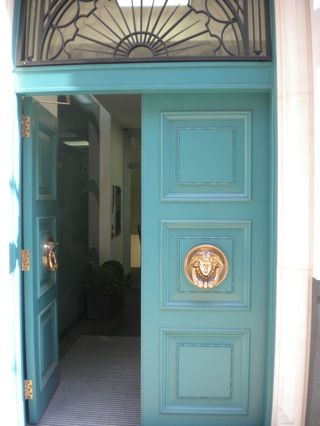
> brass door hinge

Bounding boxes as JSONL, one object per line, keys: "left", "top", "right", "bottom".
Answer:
{"left": 22, "top": 116, "right": 31, "bottom": 138}
{"left": 24, "top": 380, "right": 33, "bottom": 400}
{"left": 21, "top": 250, "right": 30, "bottom": 272}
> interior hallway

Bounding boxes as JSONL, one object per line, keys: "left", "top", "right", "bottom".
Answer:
{"left": 34, "top": 335, "right": 140, "bottom": 426}
{"left": 31, "top": 270, "right": 141, "bottom": 426}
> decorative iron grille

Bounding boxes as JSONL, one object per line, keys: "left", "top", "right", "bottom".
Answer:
{"left": 18, "top": 0, "right": 271, "bottom": 65}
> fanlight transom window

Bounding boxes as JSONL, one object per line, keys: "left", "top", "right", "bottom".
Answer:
{"left": 19, "top": 0, "right": 271, "bottom": 65}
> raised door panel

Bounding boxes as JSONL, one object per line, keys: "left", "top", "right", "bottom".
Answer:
{"left": 38, "top": 301, "right": 58, "bottom": 390}
{"left": 36, "top": 124, "right": 57, "bottom": 200}
{"left": 161, "top": 329, "right": 250, "bottom": 415}
{"left": 161, "top": 111, "right": 251, "bottom": 201}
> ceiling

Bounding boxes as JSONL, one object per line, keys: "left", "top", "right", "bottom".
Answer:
{"left": 95, "top": 94, "right": 141, "bottom": 129}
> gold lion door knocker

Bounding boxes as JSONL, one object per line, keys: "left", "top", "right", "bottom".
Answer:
{"left": 184, "top": 244, "right": 228, "bottom": 288}
{"left": 43, "top": 236, "right": 59, "bottom": 272}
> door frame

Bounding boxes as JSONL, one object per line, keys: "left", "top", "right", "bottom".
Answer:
{"left": 13, "top": 3, "right": 277, "bottom": 422}
{"left": 16, "top": 69, "right": 277, "bottom": 426}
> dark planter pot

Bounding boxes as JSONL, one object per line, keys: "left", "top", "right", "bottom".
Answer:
{"left": 86, "top": 292, "right": 123, "bottom": 320}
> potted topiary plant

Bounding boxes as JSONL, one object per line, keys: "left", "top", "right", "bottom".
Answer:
{"left": 84, "top": 260, "right": 125, "bottom": 320}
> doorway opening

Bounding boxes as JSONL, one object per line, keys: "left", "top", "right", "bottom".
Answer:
{"left": 23, "top": 90, "right": 275, "bottom": 426}
{"left": 24, "top": 94, "right": 142, "bottom": 426}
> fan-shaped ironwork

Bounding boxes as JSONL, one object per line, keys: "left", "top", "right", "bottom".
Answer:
{"left": 19, "top": 0, "right": 271, "bottom": 65}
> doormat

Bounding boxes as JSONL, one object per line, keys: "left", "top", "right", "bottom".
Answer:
{"left": 35, "top": 335, "right": 140, "bottom": 426}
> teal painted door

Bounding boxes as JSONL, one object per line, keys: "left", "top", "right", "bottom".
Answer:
{"left": 142, "top": 93, "right": 271, "bottom": 425}
{"left": 23, "top": 99, "right": 59, "bottom": 424}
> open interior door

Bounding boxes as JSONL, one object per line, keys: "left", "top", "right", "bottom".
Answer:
{"left": 22, "top": 98, "right": 59, "bottom": 424}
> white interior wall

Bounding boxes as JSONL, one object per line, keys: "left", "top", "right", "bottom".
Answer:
{"left": 110, "top": 119, "right": 124, "bottom": 264}
{"left": 130, "top": 169, "right": 141, "bottom": 234}
{"left": 123, "top": 129, "right": 142, "bottom": 271}
{"left": 88, "top": 121, "right": 100, "bottom": 253}
{"left": 272, "top": 1, "right": 315, "bottom": 425}
{"left": 130, "top": 168, "right": 141, "bottom": 268}
{"left": 122, "top": 130, "right": 132, "bottom": 274}
{"left": 94, "top": 99, "right": 128, "bottom": 268}
{"left": 129, "top": 133, "right": 141, "bottom": 268}
{"left": 99, "top": 106, "right": 112, "bottom": 264}
{"left": 33, "top": 96, "right": 58, "bottom": 117}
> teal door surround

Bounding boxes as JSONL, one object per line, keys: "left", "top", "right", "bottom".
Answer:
{"left": 16, "top": 61, "right": 276, "bottom": 426}
{"left": 15, "top": 62, "right": 274, "bottom": 95}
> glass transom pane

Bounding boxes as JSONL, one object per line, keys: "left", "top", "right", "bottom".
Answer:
{"left": 19, "top": 0, "right": 271, "bottom": 65}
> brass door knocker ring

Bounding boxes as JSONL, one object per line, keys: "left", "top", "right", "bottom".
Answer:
{"left": 43, "top": 236, "right": 58, "bottom": 272}
{"left": 184, "top": 244, "right": 228, "bottom": 289}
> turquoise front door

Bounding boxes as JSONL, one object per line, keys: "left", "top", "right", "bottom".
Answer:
{"left": 23, "top": 99, "right": 59, "bottom": 424}
{"left": 142, "top": 92, "right": 272, "bottom": 425}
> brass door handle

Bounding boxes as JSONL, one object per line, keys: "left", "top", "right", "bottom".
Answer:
{"left": 43, "top": 236, "right": 59, "bottom": 272}
{"left": 184, "top": 244, "right": 228, "bottom": 289}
